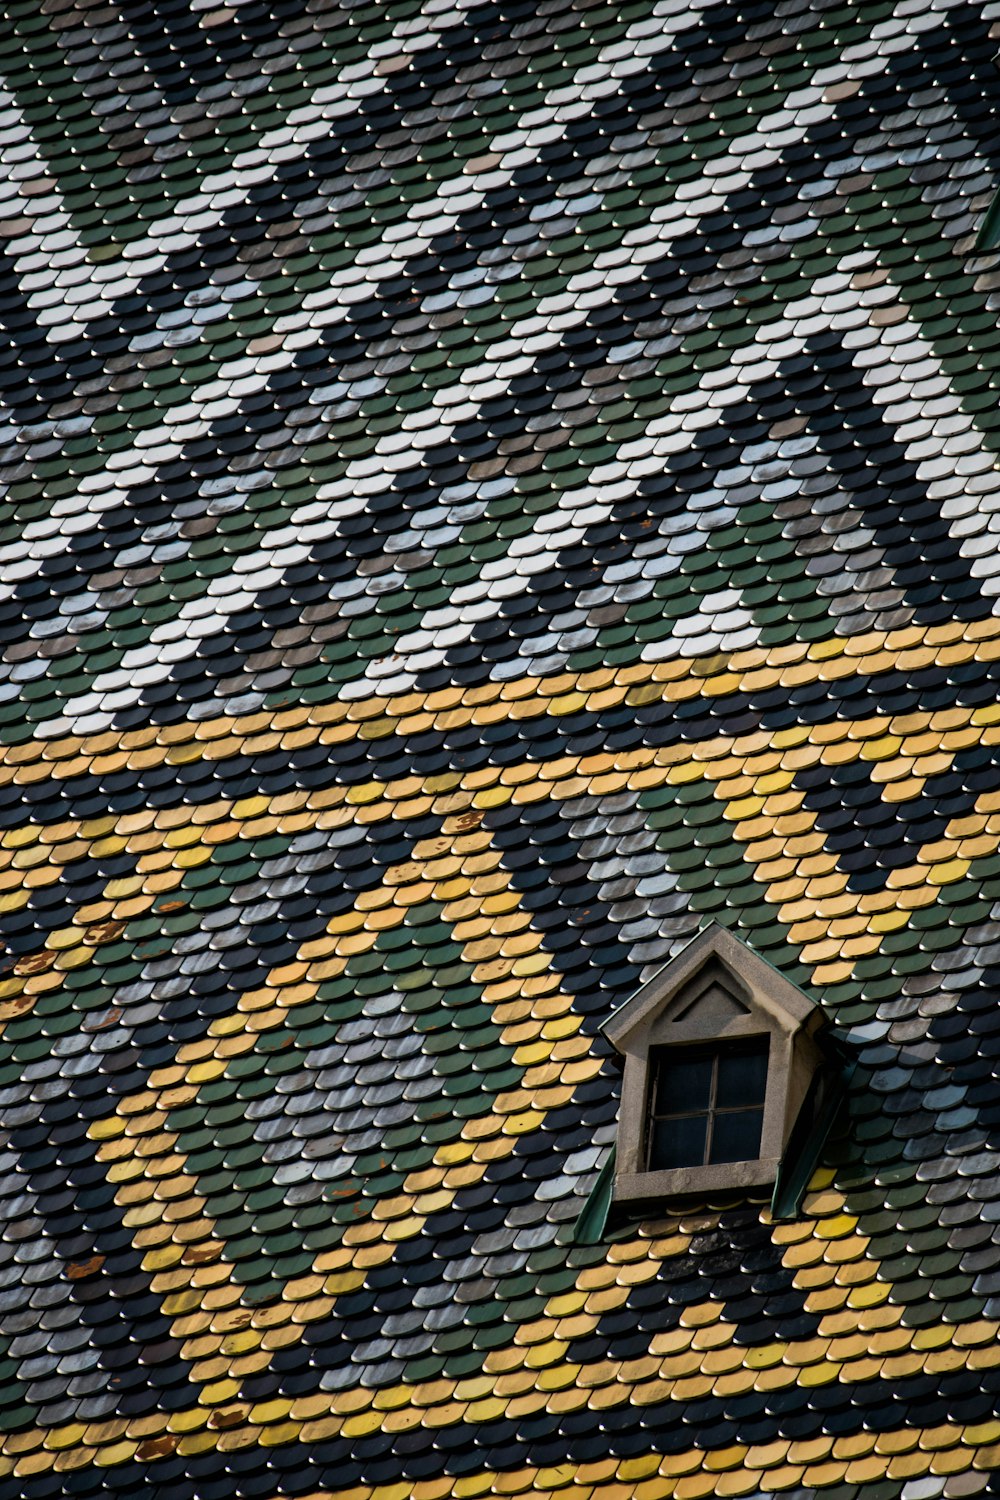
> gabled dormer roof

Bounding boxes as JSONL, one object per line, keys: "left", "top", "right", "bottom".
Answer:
{"left": 603, "top": 922, "right": 822, "bottom": 1055}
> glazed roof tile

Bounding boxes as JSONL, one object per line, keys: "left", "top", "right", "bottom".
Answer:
{"left": 3, "top": 0, "right": 1000, "bottom": 1496}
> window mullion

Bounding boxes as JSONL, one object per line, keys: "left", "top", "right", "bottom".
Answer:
{"left": 704, "top": 1052, "right": 720, "bottom": 1166}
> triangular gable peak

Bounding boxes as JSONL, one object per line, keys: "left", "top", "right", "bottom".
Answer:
{"left": 604, "top": 922, "right": 819, "bottom": 1056}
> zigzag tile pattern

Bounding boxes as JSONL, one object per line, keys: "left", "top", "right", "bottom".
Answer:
{"left": 5, "top": 0, "right": 1000, "bottom": 1497}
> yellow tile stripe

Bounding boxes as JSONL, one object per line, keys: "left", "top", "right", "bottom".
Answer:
{"left": 240, "top": 1421, "right": 1000, "bottom": 1500}
{"left": 6, "top": 703, "right": 1000, "bottom": 1026}
{"left": 4, "top": 1324, "right": 1000, "bottom": 1478}
{"left": 4, "top": 616, "right": 1000, "bottom": 782}
{"left": 0, "top": 842, "right": 193, "bottom": 1022}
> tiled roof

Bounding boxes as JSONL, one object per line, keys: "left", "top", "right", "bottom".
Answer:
{"left": 3, "top": 0, "right": 1000, "bottom": 1495}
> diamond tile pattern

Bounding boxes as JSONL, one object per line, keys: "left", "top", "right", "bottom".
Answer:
{"left": 3, "top": 0, "right": 1000, "bottom": 1497}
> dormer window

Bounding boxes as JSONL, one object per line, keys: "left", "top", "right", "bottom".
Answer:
{"left": 603, "top": 923, "right": 828, "bottom": 1209}
{"left": 646, "top": 1036, "right": 769, "bottom": 1171}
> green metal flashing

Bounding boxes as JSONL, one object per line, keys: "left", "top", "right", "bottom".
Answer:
{"left": 977, "top": 185, "right": 1000, "bottom": 252}
{"left": 573, "top": 1147, "right": 616, "bottom": 1245}
{"left": 771, "top": 1061, "right": 856, "bottom": 1222}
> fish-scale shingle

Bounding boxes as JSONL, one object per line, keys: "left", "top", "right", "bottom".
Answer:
{"left": 3, "top": 0, "right": 1000, "bottom": 1496}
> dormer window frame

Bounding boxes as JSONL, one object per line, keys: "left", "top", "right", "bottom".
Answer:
{"left": 603, "top": 923, "right": 827, "bottom": 1209}
{"left": 645, "top": 1033, "right": 771, "bottom": 1173}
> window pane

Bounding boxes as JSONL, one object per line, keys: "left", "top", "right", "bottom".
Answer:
{"left": 716, "top": 1039, "right": 769, "bottom": 1109}
{"left": 709, "top": 1108, "right": 763, "bottom": 1165}
{"left": 649, "top": 1114, "right": 707, "bottom": 1171}
{"left": 653, "top": 1050, "right": 712, "bottom": 1116}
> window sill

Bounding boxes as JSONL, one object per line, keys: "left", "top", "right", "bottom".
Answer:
{"left": 615, "top": 1156, "right": 779, "bottom": 1206}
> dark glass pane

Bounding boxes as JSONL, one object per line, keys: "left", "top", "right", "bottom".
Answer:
{"left": 716, "top": 1039, "right": 769, "bottom": 1109}
{"left": 653, "top": 1050, "right": 712, "bottom": 1116}
{"left": 709, "top": 1108, "right": 764, "bottom": 1165}
{"left": 649, "top": 1114, "right": 707, "bottom": 1170}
